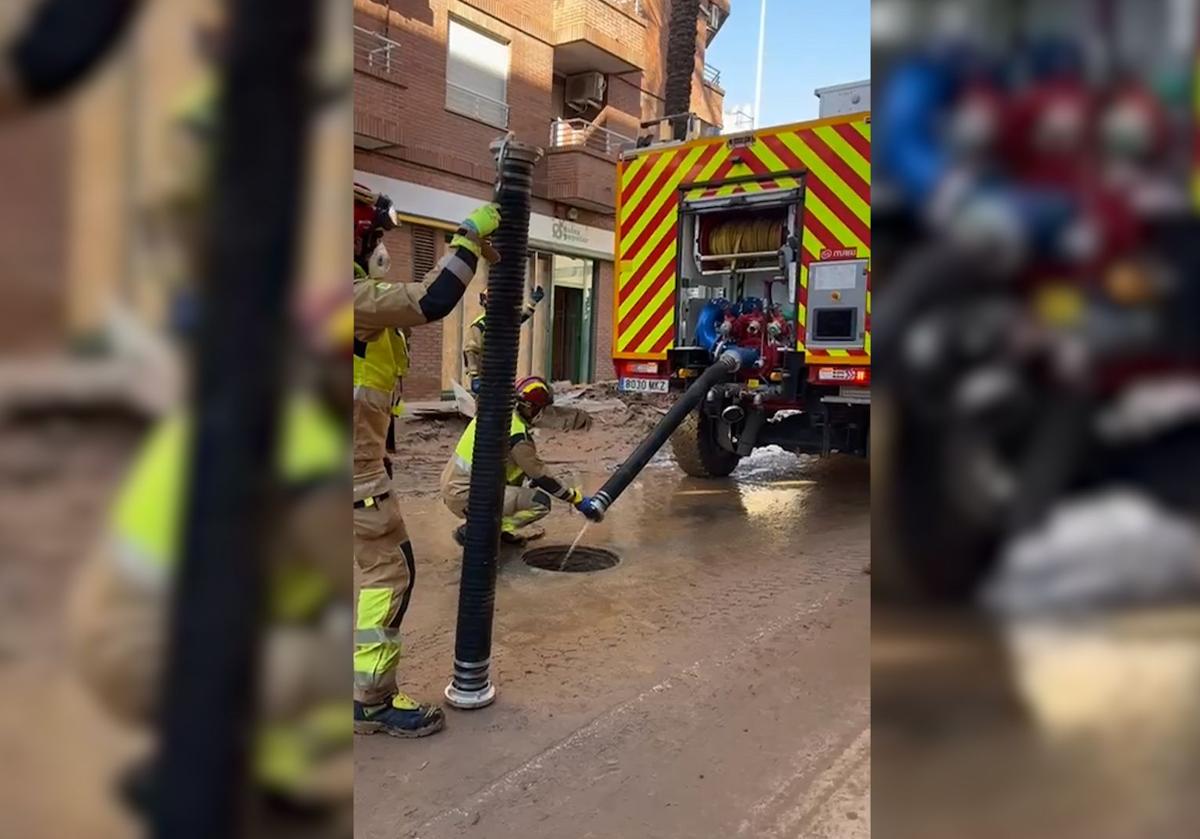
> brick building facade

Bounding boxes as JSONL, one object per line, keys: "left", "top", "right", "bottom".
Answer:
{"left": 354, "top": 0, "right": 730, "bottom": 398}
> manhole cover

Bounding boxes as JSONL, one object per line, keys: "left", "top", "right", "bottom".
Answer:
{"left": 522, "top": 545, "right": 620, "bottom": 573}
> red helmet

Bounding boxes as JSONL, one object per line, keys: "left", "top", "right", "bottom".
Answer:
{"left": 515, "top": 376, "right": 553, "bottom": 417}
{"left": 354, "top": 183, "right": 399, "bottom": 266}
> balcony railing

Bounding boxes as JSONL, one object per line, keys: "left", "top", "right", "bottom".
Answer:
{"left": 445, "top": 81, "right": 510, "bottom": 129}
{"left": 609, "top": 0, "right": 647, "bottom": 19}
{"left": 549, "top": 117, "right": 636, "bottom": 157}
{"left": 354, "top": 26, "right": 402, "bottom": 81}
{"left": 703, "top": 63, "right": 721, "bottom": 87}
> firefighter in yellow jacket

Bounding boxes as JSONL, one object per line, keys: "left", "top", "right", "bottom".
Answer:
{"left": 68, "top": 303, "right": 356, "bottom": 808}
{"left": 353, "top": 184, "right": 500, "bottom": 737}
{"left": 441, "top": 377, "right": 594, "bottom": 544}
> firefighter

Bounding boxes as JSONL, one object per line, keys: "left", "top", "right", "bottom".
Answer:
{"left": 440, "top": 376, "right": 594, "bottom": 544}
{"left": 463, "top": 286, "right": 544, "bottom": 393}
{"left": 353, "top": 184, "right": 501, "bottom": 737}
{"left": 67, "top": 293, "right": 357, "bottom": 810}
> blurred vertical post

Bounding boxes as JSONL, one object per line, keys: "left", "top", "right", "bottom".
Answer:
{"left": 753, "top": 0, "right": 766, "bottom": 128}
{"left": 153, "top": 0, "right": 317, "bottom": 835}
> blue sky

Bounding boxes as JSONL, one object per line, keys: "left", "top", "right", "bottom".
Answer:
{"left": 706, "top": 0, "right": 871, "bottom": 127}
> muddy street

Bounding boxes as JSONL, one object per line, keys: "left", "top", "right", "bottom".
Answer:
{"left": 356, "top": 446, "right": 870, "bottom": 839}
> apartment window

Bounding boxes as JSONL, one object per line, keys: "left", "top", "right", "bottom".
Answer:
{"left": 445, "top": 18, "right": 510, "bottom": 128}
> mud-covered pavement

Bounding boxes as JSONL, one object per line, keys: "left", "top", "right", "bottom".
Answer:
{"left": 356, "top": 439, "right": 870, "bottom": 839}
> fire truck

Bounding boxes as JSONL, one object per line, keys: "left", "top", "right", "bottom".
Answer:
{"left": 611, "top": 83, "right": 871, "bottom": 476}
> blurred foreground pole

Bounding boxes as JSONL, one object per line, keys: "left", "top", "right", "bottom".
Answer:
{"left": 154, "top": 1, "right": 317, "bottom": 837}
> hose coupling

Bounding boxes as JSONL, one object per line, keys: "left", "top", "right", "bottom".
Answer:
{"left": 581, "top": 491, "right": 611, "bottom": 522}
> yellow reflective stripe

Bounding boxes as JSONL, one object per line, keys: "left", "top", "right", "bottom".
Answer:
{"left": 620, "top": 145, "right": 704, "bottom": 254}
{"left": 618, "top": 238, "right": 676, "bottom": 320}
{"left": 279, "top": 394, "right": 344, "bottom": 482}
{"left": 813, "top": 125, "right": 871, "bottom": 185}
{"left": 804, "top": 190, "right": 870, "bottom": 256}
{"left": 269, "top": 563, "right": 330, "bottom": 622}
{"left": 777, "top": 132, "right": 871, "bottom": 233}
{"left": 356, "top": 588, "right": 392, "bottom": 630}
{"left": 801, "top": 223, "right": 825, "bottom": 264}
{"left": 623, "top": 280, "right": 675, "bottom": 343}
{"left": 621, "top": 208, "right": 679, "bottom": 292}
{"left": 750, "top": 137, "right": 788, "bottom": 174}
{"left": 686, "top": 145, "right": 729, "bottom": 197}
{"left": 454, "top": 414, "right": 527, "bottom": 469}
{"left": 621, "top": 152, "right": 673, "bottom": 231}
{"left": 255, "top": 702, "right": 353, "bottom": 793}
{"left": 619, "top": 154, "right": 648, "bottom": 197}
{"left": 112, "top": 397, "right": 342, "bottom": 574}
{"left": 454, "top": 418, "right": 477, "bottom": 463}
{"left": 638, "top": 314, "right": 674, "bottom": 355}
{"left": 355, "top": 588, "right": 399, "bottom": 684}
{"left": 852, "top": 119, "right": 870, "bottom": 141}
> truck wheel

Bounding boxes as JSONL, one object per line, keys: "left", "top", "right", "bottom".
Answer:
{"left": 670, "top": 409, "right": 740, "bottom": 477}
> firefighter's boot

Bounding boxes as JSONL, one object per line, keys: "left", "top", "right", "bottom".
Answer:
{"left": 353, "top": 692, "right": 445, "bottom": 738}
{"left": 500, "top": 522, "right": 545, "bottom": 544}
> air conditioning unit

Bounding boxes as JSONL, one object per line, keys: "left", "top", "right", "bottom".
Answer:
{"left": 565, "top": 72, "right": 606, "bottom": 112}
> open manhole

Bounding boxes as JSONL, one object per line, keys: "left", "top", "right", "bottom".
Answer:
{"left": 522, "top": 545, "right": 620, "bottom": 573}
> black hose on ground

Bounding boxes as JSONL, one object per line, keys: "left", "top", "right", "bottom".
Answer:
{"left": 445, "top": 137, "right": 542, "bottom": 710}
{"left": 580, "top": 347, "right": 759, "bottom": 522}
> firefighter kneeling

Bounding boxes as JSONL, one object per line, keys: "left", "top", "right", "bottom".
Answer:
{"left": 441, "top": 377, "right": 594, "bottom": 543}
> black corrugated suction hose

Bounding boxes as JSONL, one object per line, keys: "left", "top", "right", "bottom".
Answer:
{"left": 580, "top": 347, "right": 759, "bottom": 522}
{"left": 446, "top": 138, "right": 543, "bottom": 709}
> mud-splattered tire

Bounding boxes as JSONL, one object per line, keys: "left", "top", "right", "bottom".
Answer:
{"left": 670, "top": 409, "right": 740, "bottom": 478}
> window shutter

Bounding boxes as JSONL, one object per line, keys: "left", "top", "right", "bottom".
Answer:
{"left": 412, "top": 226, "right": 437, "bottom": 281}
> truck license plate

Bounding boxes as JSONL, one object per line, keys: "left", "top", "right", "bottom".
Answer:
{"left": 619, "top": 377, "right": 668, "bottom": 394}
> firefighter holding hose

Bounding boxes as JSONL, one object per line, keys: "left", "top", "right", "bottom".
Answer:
{"left": 441, "top": 376, "right": 595, "bottom": 544}
{"left": 353, "top": 184, "right": 501, "bottom": 737}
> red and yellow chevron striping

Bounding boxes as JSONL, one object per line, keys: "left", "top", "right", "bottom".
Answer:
{"left": 613, "top": 113, "right": 871, "bottom": 364}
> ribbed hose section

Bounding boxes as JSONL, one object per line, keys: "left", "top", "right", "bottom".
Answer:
{"left": 582, "top": 348, "right": 758, "bottom": 521}
{"left": 446, "top": 138, "right": 543, "bottom": 709}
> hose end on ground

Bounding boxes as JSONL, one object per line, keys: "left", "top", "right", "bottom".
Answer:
{"left": 444, "top": 658, "right": 496, "bottom": 709}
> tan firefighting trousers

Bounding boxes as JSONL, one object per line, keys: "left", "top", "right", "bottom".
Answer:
{"left": 66, "top": 543, "right": 351, "bottom": 801}
{"left": 351, "top": 492, "right": 415, "bottom": 705}
{"left": 68, "top": 547, "right": 346, "bottom": 717}
{"left": 352, "top": 383, "right": 415, "bottom": 706}
{"left": 439, "top": 458, "right": 551, "bottom": 534}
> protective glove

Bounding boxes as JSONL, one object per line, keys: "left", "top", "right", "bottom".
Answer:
{"left": 531, "top": 285, "right": 546, "bottom": 305}
{"left": 451, "top": 203, "right": 501, "bottom": 261}
{"left": 567, "top": 487, "right": 585, "bottom": 507}
{"left": 461, "top": 203, "right": 500, "bottom": 238}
